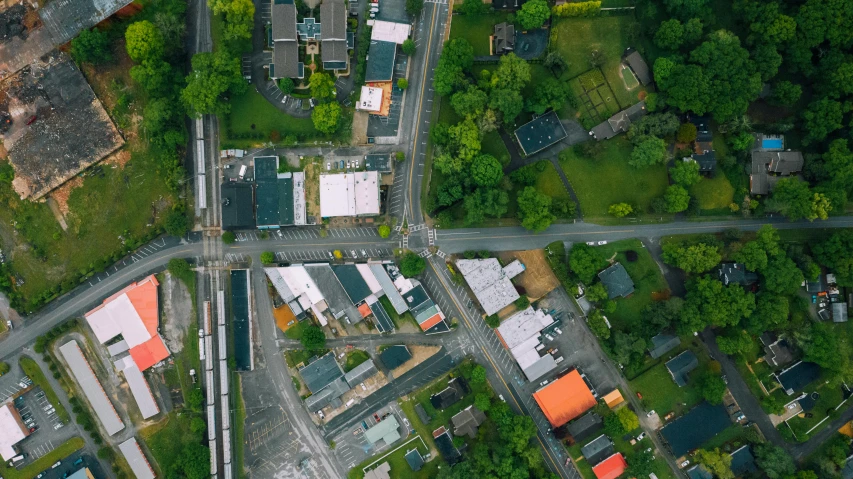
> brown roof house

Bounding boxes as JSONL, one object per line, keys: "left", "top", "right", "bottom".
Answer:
{"left": 749, "top": 134, "right": 804, "bottom": 195}
{"left": 451, "top": 405, "right": 487, "bottom": 438}
{"left": 590, "top": 101, "right": 647, "bottom": 141}
{"left": 493, "top": 22, "right": 515, "bottom": 54}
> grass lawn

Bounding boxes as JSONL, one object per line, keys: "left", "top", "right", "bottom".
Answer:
{"left": 536, "top": 162, "right": 570, "bottom": 200}
{"left": 19, "top": 357, "right": 70, "bottom": 423}
{"left": 690, "top": 175, "right": 735, "bottom": 210}
{"left": 0, "top": 437, "right": 83, "bottom": 479}
{"left": 449, "top": 12, "right": 508, "bottom": 56}
{"left": 629, "top": 341, "right": 713, "bottom": 417}
{"left": 344, "top": 350, "right": 371, "bottom": 372}
{"left": 787, "top": 384, "right": 846, "bottom": 439}
{"left": 284, "top": 348, "right": 328, "bottom": 368}
{"left": 481, "top": 130, "right": 511, "bottom": 166}
{"left": 140, "top": 411, "right": 205, "bottom": 477}
{"left": 223, "top": 89, "right": 330, "bottom": 148}
{"left": 570, "top": 70, "right": 622, "bottom": 126}
{"left": 591, "top": 239, "right": 669, "bottom": 331}
{"left": 348, "top": 436, "right": 438, "bottom": 479}
{"left": 558, "top": 137, "right": 669, "bottom": 220}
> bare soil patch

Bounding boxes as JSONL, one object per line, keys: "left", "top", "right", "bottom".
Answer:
{"left": 497, "top": 249, "right": 560, "bottom": 300}
{"left": 390, "top": 345, "right": 440, "bottom": 378}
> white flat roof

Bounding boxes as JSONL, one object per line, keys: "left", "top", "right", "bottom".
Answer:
{"left": 278, "top": 266, "right": 325, "bottom": 304}
{"left": 116, "top": 359, "right": 160, "bottom": 419}
{"left": 497, "top": 307, "right": 554, "bottom": 349}
{"left": 293, "top": 171, "right": 307, "bottom": 226}
{"left": 357, "top": 86, "right": 384, "bottom": 112}
{"left": 59, "top": 340, "right": 125, "bottom": 436}
{"left": 0, "top": 404, "right": 27, "bottom": 460}
{"left": 369, "top": 20, "right": 411, "bottom": 44}
{"left": 118, "top": 438, "right": 156, "bottom": 479}
{"left": 354, "top": 172, "right": 380, "bottom": 215}
{"left": 319, "top": 172, "right": 380, "bottom": 217}
{"left": 87, "top": 294, "right": 150, "bottom": 347}
{"left": 356, "top": 264, "right": 383, "bottom": 294}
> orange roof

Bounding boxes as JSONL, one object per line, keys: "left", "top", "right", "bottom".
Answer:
{"left": 419, "top": 313, "right": 444, "bottom": 331}
{"left": 125, "top": 276, "right": 160, "bottom": 336}
{"left": 533, "top": 370, "right": 596, "bottom": 427}
{"left": 358, "top": 303, "right": 372, "bottom": 319}
{"left": 592, "top": 453, "right": 627, "bottom": 479}
{"left": 602, "top": 389, "right": 624, "bottom": 409}
{"left": 129, "top": 336, "right": 170, "bottom": 371}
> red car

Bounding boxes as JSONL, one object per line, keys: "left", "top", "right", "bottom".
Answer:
{"left": 373, "top": 413, "right": 380, "bottom": 423}
{"left": 26, "top": 115, "right": 37, "bottom": 125}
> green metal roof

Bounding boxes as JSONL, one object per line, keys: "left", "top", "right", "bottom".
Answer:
{"left": 255, "top": 157, "right": 280, "bottom": 228}
{"left": 278, "top": 176, "right": 294, "bottom": 225}
{"left": 365, "top": 40, "right": 397, "bottom": 82}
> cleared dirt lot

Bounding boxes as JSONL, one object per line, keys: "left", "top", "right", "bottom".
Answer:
{"left": 498, "top": 249, "right": 560, "bottom": 300}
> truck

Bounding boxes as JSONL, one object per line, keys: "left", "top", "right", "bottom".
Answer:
{"left": 238, "top": 164, "right": 247, "bottom": 179}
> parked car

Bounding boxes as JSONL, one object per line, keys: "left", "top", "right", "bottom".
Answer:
{"left": 326, "top": 162, "right": 331, "bottom": 170}
{"left": 309, "top": 98, "right": 317, "bottom": 108}
{"left": 586, "top": 241, "right": 595, "bottom": 246}
{"left": 597, "top": 240, "right": 608, "bottom": 245}
{"left": 499, "top": 394, "right": 505, "bottom": 402}
{"left": 646, "top": 410, "right": 656, "bottom": 417}
{"left": 636, "top": 433, "right": 646, "bottom": 441}
{"left": 554, "top": 328, "right": 563, "bottom": 335}
{"left": 680, "top": 460, "right": 690, "bottom": 468}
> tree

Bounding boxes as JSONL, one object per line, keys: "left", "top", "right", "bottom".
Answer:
{"left": 670, "top": 160, "right": 701, "bottom": 186}
{"left": 217, "top": 0, "right": 255, "bottom": 41}
{"left": 628, "top": 113, "right": 681, "bottom": 139}
{"left": 474, "top": 393, "right": 491, "bottom": 411}
{"left": 470, "top": 154, "right": 503, "bottom": 187}
{"left": 301, "top": 325, "right": 326, "bottom": 350}
{"left": 451, "top": 86, "right": 489, "bottom": 119}
{"left": 485, "top": 314, "right": 500, "bottom": 328}
{"left": 432, "top": 39, "right": 474, "bottom": 95}
{"left": 665, "top": 185, "right": 690, "bottom": 213}
{"left": 643, "top": 298, "right": 683, "bottom": 335}
{"left": 492, "top": 53, "right": 531, "bottom": 91}
{"left": 655, "top": 19, "right": 684, "bottom": 50}
{"left": 608, "top": 203, "right": 633, "bottom": 218}
{"left": 630, "top": 136, "right": 668, "bottom": 168}
{"left": 164, "top": 208, "right": 189, "bottom": 237}
{"left": 570, "top": 244, "right": 606, "bottom": 284}
{"left": 260, "top": 252, "right": 275, "bottom": 264}
{"left": 717, "top": 329, "right": 754, "bottom": 355}
{"left": 378, "top": 225, "right": 390, "bottom": 238}
{"left": 800, "top": 323, "right": 849, "bottom": 384}
{"left": 586, "top": 282, "right": 608, "bottom": 303}
{"left": 516, "top": 187, "right": 554, "bottom": 232}
{"left": 699, "top": 373, "right": 727, "bottom": 404}
{"left": 683, "top": 17, "right": 704, "bottom": 44}
{"left": 802, "top": 98, "right": 845, "bottom": 145}
{"left": 515, "top": 0, "right": 550, "bottom": 30}
{"left": 471, "top": 364, "right": 486, "bottom": 384}
{"left": 190, "top": 416, "right": 207, "bottom": 434}
{"left": 464, "top": 188, "right": 509, "bottom": 225}
{"left": 543, "top": 51, "right": 568, "bottom": 74}
{"left": 398, "top": 78, "right": 409, "bottom": 90}
{"left": 489, "top": 89, "right": 524, "bottom": 123}
{"left": 733, "top": 241, "right": 768, "bottom": 272}
{"left": 814, "top": 230, "right": 853, "bottom": 286}
{"left": 406, "top": 0, "right": 423, "bottom": 16}
{"left": 825, "top": 140, "right": 853, "bottom": 194}
{"left": 312, "top": 103, "right": 342, "bottom": 134}
{"left": 222, "top": 231, "right": 236, "bottom": 244}
{"left": 677, "top": 123, "right": 698, "bottom": 143}
{"left": 527, "top": 77, "right": 572, "bottom": 115}
{"left": 458, "top": 0, "right": 488, "bottom": 15}
{"left": 588, "top": 310, "right": 610, "bottom": 339}
{"left": 603, "top": 412, "right": 624, "bottom": 436}
{"left": 680, "top": 276, "right": 755, "bottom": 332}
{"left": 626, "top": 449, "right": 655, "bottom": 477}
{"left": 616, "top": 407, "right": 639, "bottom": 431}
{"left": 751, "top": 42, "right": 782, "bottom": 82}
{"left": 762, "top": 255, "right": 804, "bottom": 295}
{"left": 402, "top": 39, "right": 416, "bottom": 56}
{"left": 182, "top": 50, "right": 246, "bottom": 116}
{"left": 771, "top": 80, "right": 802, "bottom": 106}
{"left": 400, "top": 251, "right": 426, "bottom": 277}
{"left": 180, "top": 442, "right": 211, "bottom": 479}
{"left": 309, "top": 72, "right": 336, "bottom": 100}
{"left": 661, "top": 242, "right": 721, "bottom": 273}
{"left": 754, "top": 444, "right": 795, "bottom": 479}
{"left": 72, "top": 28, "right": 113, "bottom": 64}
{"left": 514, "top": 296, "right": 530, "bottom": 309}
{"left": 695, "top": 448, "right": 734, "bottom": 479}
{"left": 125, "top": 21, "right": 164, "bottom": 63}
{"left": 769, "top": 178, "right": 830, "bottom": 221}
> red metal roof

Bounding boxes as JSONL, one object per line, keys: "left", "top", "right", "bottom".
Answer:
{"left": 533, "top": 369, "right": 596, "bottom": 427}
{"left": 129, "top": 336, "right": 170, "bottom": 371}
{"left": 592, "top": 453, "right": 627, "bottom": 479}
{"left": 419, "top": 313, "right": 444, "bottom": 331}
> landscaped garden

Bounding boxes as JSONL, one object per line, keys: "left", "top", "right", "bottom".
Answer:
{"left": 570, "top": 69, "right": 622, "bottom": 127}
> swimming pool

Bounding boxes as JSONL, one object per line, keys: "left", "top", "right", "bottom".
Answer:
{"left": 762, "top": 138, "right": 783, "bottom": 149}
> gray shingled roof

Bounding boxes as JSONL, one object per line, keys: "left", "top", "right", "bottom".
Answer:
{"left": 566, "top": 412, "right": 603, "bottom": 443}
{"left": 665, "top": 350, "right": 698, "bottom": 387}
{"left": 272, "top": 0, "right": 297, "bottom": 40}
{"left": 648, "top": 333, "right": 681, "bottom": 359}
{"left": 598, "top": 263, "right": 634, "bottom": 299}
{"left": 344, "top": 359, "right": 377, "bottom": 387}
{"left": 494, "top": 22, "right": 515, "bottom": 53}
{"left": 273, "top": 40, "right": 301, "bottom": 79}
{"left": 321, "top": 0, "right": 348, "bottom": 66}
{"left": 299, "top": 352, "right": 345, "bottom": 393}
{"left": 580, "top": 434, "right": 614, "bottom": 466}
{"left": 624, "top": 50, "right": 651, "bottom": 85}
{"left": 750, "top": 150, "right": 804, "bottom": 195}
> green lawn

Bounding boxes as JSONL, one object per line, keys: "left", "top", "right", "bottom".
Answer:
{"left": 690, "top": 175, "right": 735, "bottom": 210}
{"left": 19, "top": 357, "right": 70, "bottom": 423}
{"left": 593, "top": 239, "right": 669, "bottom": 331}
{"left": 449, "top": 12, "right": 508, "bottom": 56}
{"left": 787, "top": 384, "right": 845, "bottom": 440}
{"left": 223, "top": 89, "right": 327, "bottom": 148}
{"left": 285, "top": 348, "right": 329, "bottom": 368}
{"left": 481, "top": 130, "right": 511, "bottom": 166}
{"left": 348, "top": 437, "right": 438, "bottom": 479}
{"left": 570, "top": 70, "right": 622, "bottom": 126}
{"left": 559, "top": 137, "right": 669, "bottom": 220}
{"left": 0, "top": 437, "right": 83, "bottom": 479}
{"left": 140, "top": 411, "right": 205, "bottom": 477}
{"left": 629, "top": 342, "right": 713, "bottom": 417}
{"left": 344, "top": 350, "right": 371, "bottom": 372}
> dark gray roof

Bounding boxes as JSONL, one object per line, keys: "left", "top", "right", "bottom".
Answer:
{"left": 580, "top": 434, "right": 614, "bottom": 466}
{"left": 451, "top": 405, "right": 487, "bottom": 438}
{"left": 365, "top": 40, "right": 397, "bottom": 82}
{"left": 414, "top": 403, "right": 431, "bottom": 424}
{"left": 369, "top": 300, "right": 394, "bottom": 332}
{"left": 591, "top": 101, "right": 647, "bottom": 140}
{"left": 624, "top": 50, "right": 651, "bottom": 85}
{"left": 221, "top": 182, "right": 255, "bottom": 230}
{"left": 304, "top": 377, "right": 349, "bottom": 410}
{"left": 686, "top": 465, "right": 713, "bottom": 479}
{"left": 660, "top": 402, "right": 729, "bottom": 457}
{"left": 272, "top": 40, "right": 302, "bottom": 79}
{"left": 272, "top": 0, "right": 297, "bottom": 41}
{"left": 566, "top": 412, "right": 603, "bottom": 442}
{"left": 332, "top": 265, "right": 373, "bottom": 303}
{"left": 344, "top": 359, "right": 377, "bottom": 387}
{"left": 304, "top": 265, "right": 356, "bottom": 318}
{"left": 693, "top": 152, "right": 716, "bottom": 172}
{"left": 729, "top": 445, "right": 757, "bottom": 476}
{"left": 750, "top": 150, "right": 804, "bottom": 195}
{"left": 365, "top": 154, "right": 391, "bottom": 173}
{"left": 255, "top": 156, "right": 280, "bottom": 228}
{"left": 598, "top": 263, "right": 635, "bottom": 299}
{"left": 834, "top": 302, "right": 848, "bottom": 322}
{"left": 321, "top": 0, "right": 348, "bottom": 66}
{"left": 776, "top": 361, "right": 821, "bottom": 395}
{"left": 648, "top": 333, "right": 681, "bottom": 359}
{"left": 716, "top": 262, "right": 758, "bottom": 286}
{"left": 843, "top": 456, "right": 853, "bottom": 479}
{"left": 665, "top": 350, "right": 698, "bottom": 387}
{"left": 514, "top": 111, "right": 568, "bottom": 156}
{"left": 405, "top": 449, "right": 424, "bottom": 471}
{"left": 433, "top": 428, "right": 461, "bottom": 464}
{"left": 430, "top": 377, "right": 468, "bottom": 410}
{"left": 299, "top": 352, "right": 344, "bottom": 393}
{"left": 380, "top": 346, "right": 412, "bottom": 369}
{"left": 494, "top": 22, "right": 515, "bottom": 53}
{"left": 403, "top": 284, "right": 430, "bottom": 312}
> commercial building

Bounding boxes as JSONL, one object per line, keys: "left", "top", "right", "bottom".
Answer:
{"left": 59, "top": 340, "right": 125, "bottom": 436}
{"left": 319, "top": 172, "right": 381, "bottom": 217}
{"left": 0, "top": 403, "right": 29, "bottom": 461}
{"left": 369, "top": 20, "right": 411, "bottom": 44}
{"left": 660, "top": 402, "right": 729, "bottom": 457}
{"left": 402, "top": 281, "right": 449, "bottom": 333}
{"left": 221, "top": 182, "right": 255, "bottom": 230}
{"left": 344, "top": 359, "right": 378, "bottom": 387}
{"left": 598, "top": 263, "right": 634, "bottom": 299}
{"left": 357, "top": 86, "right": 386, "bottom": 114}
{"left": 118, "top": 437, "right": 156, "bottom": 479}
{"left": 364, "top": 415, "right": 401, "bottom": 446}
{"left": 299, "top": 352, "right": 350, "bottom": 411}
{"left": 365, "top": 40, "right": 398, "bottom": 83}
{"left": 85, "top": 275, "right": 170, "bottom": 371}
{"left": 496, "top": 307, "right": 558, "bottom": 381}
{"left": 269, "top": 0, "right": 303, "bottom": 79}
{"left": 456, "top": 258, "right": 524, "bottom": 316}
{"left": 533, "top": 369, "right": 597, "bottom": 428}
{"left": 254, "top": 156, "right": 307, "bottom": 228}
{"left": 514, "top": 111, "right": 567, "bottom": 156}
{"left": 113, "top": 356, "right": 159, "bottom": 419}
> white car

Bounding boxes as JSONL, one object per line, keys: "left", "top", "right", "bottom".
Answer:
{"left": 544, "top": 333, "right": 554, "bottom": 341}
{"left": 350, "top": 250, "right": 357, "bottom": 257}
{"left": 646, "top": 410, "right": 656, "bottom": 417}
{"left": 636, "top": 432, "right": 646, "bottom": 441}
{"left": 326, "top": 162, "right": 331, "bottom": 170}
{"left": 680, "top": 460, "right": 690, "bottom": 468}
{"left": 499, "top": 394, "right": 505, "bottom": 402}
{"left": 554, "top": 328, "right": 562, "bottom": 335}
{"left": 539, "top": 379, "right": 549, "bottom": 386}
{"left": 787, "top": 403, "right": 797, "bottom": 410}
{"left": 586, "top": 241, "right": 595, "bottom": 246}
{"left": 597, "top": 240, "right": 608, "bottom": 245}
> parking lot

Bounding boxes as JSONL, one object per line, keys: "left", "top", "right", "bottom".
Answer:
{"left": 332, "top": 401, "right": 408, "bottom": 470}
{"left": 14, "top": 388, "right": 73, "bottom": 466}
{"left": 26, "top": 452, "right": 104, "bottom": 479}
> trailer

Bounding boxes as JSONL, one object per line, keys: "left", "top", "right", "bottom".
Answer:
{"left": 205, "top": 339, "right": 214, "bottom": 370}
{"left": 199, "top": 338, "right": 206, "bottom": 361}
{"left": 206, "top": 370, "right": 215, "bottom": 404}
{"left": 204, "top": 301, "right": 212, "bottom": 335}
{"left": 220, "top": 360, "right": 229, "bottom": 395}
{"left": 221, "top": 396, "right": 231, "bottom": 430}
{"left": 209, "top": 438, "right": 218, "bottom": 476}
{"left": 207, "top": 405, "right": 216, "bottom": 441}
{"left": 196, "top": 174, "right": 207, "bottom": 210}
{"left": 195, "top": 117, "right": 204, "bottom": 139}
{"left": 222, "top": 431, "right": 232, "bottom": 464}
{"left": 196, "top": 139, "right": 206, "bottom": 173}
{"left": 218, "top": 324, "right": 227, "bottom": 359}
{"left": 223, "top": 462, "right": 233, "bottom": 479}
{"left": 217, "top": 290, "right": 226, "bottom": 326}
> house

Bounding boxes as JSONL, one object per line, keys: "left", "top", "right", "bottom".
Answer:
{"left": 344, "top": 359, "right": 378, "bottom": 388}
{"left": 0, "top": 403, "right": 30, "bottom": 461}
{"left": 456, "top": 258, "right": 525, "bottom": 316}
{"left": 842, "top": 454, "right": 853, "bottom": 479}
{"left": 495, "top": 307, "right": 558, "bottom": 381}
{"left": 493, "top": 22, "right": 515, "bottom": 54}
{"left": 592, "top": 453, "right": 628, "bottom": 479}
{"left": 405, "top": 449, "right": 425, "bottom": 471}
{"left": 320, "top": 0, "right": 348, "bottom": 71}
{"left": 254, "top": 156, "right": 306, "bottom": 228}
{"left": 759, "top": 333, "right": 793, "bottom": 368}
{"left": 533, "top": 369, "right": 597, "bottom": 428}
{"left": 364, "top": 462, "right": 390, "bottom": 479}
{"left": 666, "top": 350, "right": 698, "bottom": 387}
{"left": 834, "top": 302, "right": 849, "bottom": 322}
{"left": 648, "top": 333, "right": 681, "bottom": 359}
{"left": 581, "top": 434, "right": 615, "bottom": 465}
{"left": 623, "top": 49, "right": 651, "bottom": 86}
{"left": 319, "top": 172, "right": 381, "bottom": 217}
{"left": 364, "top": 415, "right": 401, "bottom": 446}
{"left": 221, "top": 182, "right": 255, "bottom": 230}
{"left": 432, "top": 426, "right": 461, "bottom": 464}
{"left": 590, "top": 101, "right": 647, "bottom": 141}
{"left": 660, "top": 402, "right": 730, "bottom": 457}
{"left": 729, "top": 445, "right": 757, "bottom": 476}
{"left": 379, "top": 345, "right": 412, "bottom": 369}
{"left": 686, "top": 465, "right": 713, "bottom": 479}
{"left": 514, "top": 111, "right": 568, "bottom": 156}
{"left": 414, "top": 403, "right": 431, "bottom": 424}
{"left": 566, "top": 412, "right": 603, "bottom": 443}
{"left": 601, "top": 389, "right": 624, "bottom": 409}
{"left": 716, "top": 263, "right": 758, "bottom": 286}
{"left": 775, "top": 361, "right": 821, "bottom": 395}
{"left": 451, "top": 405, "right": 487, "bottom": 438}
{"left": 270, "top": 0, "right": 304, "bottom": 79}
{"left": 298, "top": 352, "right": 345, "bottom": 394}
{"left": 118, "top": 438, "right": 156, "bottom": 479}
{"left": 750, "top": 134, "right": 804, "bottom": 195}
{"left": 365, "top": 40, "right": 398, "bottom": 82}
{"left": 598, "top": 263, "right": 634, "bottom": 299}
{"left": 430, "top": 377, "right": 469, "bottom": 410}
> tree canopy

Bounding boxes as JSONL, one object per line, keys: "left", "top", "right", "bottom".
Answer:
{"left": 662, "top": 242, "right": 722, "bottom": 273}
{"left": 515, "top": 0, "right": 551, "bottom": 30}
{"left": 182, "top": 50, "right": 246, "bottom": 116}
{"left": 679, "top": 276, "right": 755, "bottom": 332}
{"left": 517, "top": 187, "right": 555, "bottom": 233}
{"left": 400, "top": 251, "right": 426, "bottom": 277}
{"left": 629, "top": 136, "right": 668, "bottom": 168}
{"left": 569, "top": 244, "right": 606, "bottom": 283}
{"left": 311, "top": 102, "right": 342, "bottom": 134}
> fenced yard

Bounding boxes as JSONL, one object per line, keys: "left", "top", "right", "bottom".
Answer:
{"left": 570, "top": 69, "right": 622, "bottom": 125}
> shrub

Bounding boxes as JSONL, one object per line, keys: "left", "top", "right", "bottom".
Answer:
{"left": 260, "top": 251, "right": 275, "bottom": 264}
{"left": 399, "top": 252, "right": 426, "bottom": 277}
{"left": 378, "top": 225, "right": 391, "bottom": 238}
{"left": 222, "top": 231, "right": 236, "bottom": 244}
{"left": 485, "top": 314, "right": 500, "bottom": 328}
{"left": 514, "top": 296, "right": 530, "bottom": 309}
{"left": 552, "top": 0, "right": 601, "bottom": 17}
